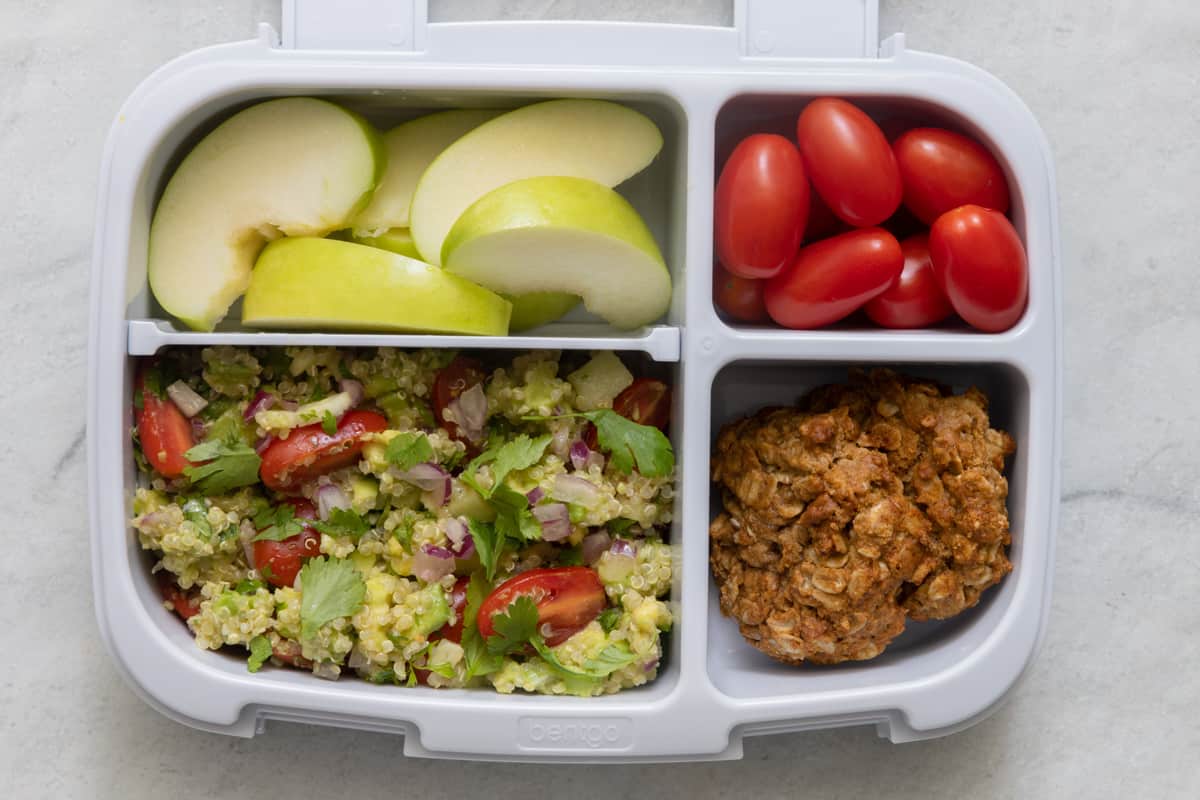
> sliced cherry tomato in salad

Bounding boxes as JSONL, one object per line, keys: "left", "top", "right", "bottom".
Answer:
{"left": 135, "top": 366, "right": 194, "bottom": 479}
{"left": 864, "top": 233, "right": 954, "bottom": 329}
{"left": 259, "top": 409, "right": 387, "bottom": 492}
{"left": 929, "top": 204, "right": 1028, "bottom": 332}
{"left": 432, "top": 356, "right": 487, "bottom": 445}
{"left": 796, "top": 98, "right": 903, "bottom": 228}
{"left": 764, "top": 228, "right": 904, "bottom": 329}
{"left": 714, "top": 262, "right": 768, "bottom": 323}
{"left": 433, "top": 576, "right": 471, "bottom": 644}
{"left": 714, "top": 133, "right": 809, "bottom": 279}
{"left": 477, "top": 567, "right": 607, "bottom": 647}
{"left": 893, "top": 127, "right": 1010, "bottom": 225}
{"left": 156, "top": 572, "right": 201, "bottom": 620}
{"left": 252, "top": 498, "right": 320, "bottom": 588}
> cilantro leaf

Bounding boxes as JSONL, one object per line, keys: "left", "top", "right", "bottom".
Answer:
{"left": 367, "top": 668, "right": 398, "bottom": 685}
{"left": 607, "top": 517, "right": 637, "bottom": 536}
{"left": 385, "top": 432, "right": 434, "bottom": 471}
{"left": 523, "top": 411, "right": 674, "bottom": 477}
{"left": 425, "top": 661, "right": 457, "bottom": 679}
{"left": 531, "top": 638, "right": 636, "bottom": 679}
{"left": 490, "top": 484, "right": 542, "bottom": 544}
{"left": 321, "top": 410, "right": 338, "bottom": 435}
{"left": 247, "top": 635, "right": 272, "bottom": 673}
{"left": 598, "top": 606, "right": 622, "bottom": 632}
{"left": 235, "top": 578, "right": 265, "bottom": 594}
{"left": 181, "top": 498, "right": 213, "bottom": 539}
{"left": 485, "top": 595, "right": 540, "bottom": 656}
{"left": 584, "top": 410, "right": 673, "bottom": 477}
{"left": 558, "top": 545, "right": 584, "bottom": 567}
{"left": 310, "top": 507, "right": 369, "bottom": 540}
{"left": 182, "top": 435, "right": 262, "bottom": 494}
{"left": 490, "top": 434, "right": 552, "bottom": 489}
{"left": 252, "top": 504, "right": 305, "bottom": 542}
{"left": 298, "top": 557, "right": 366, "bottom": 640}
{"left": 467, "top": 519, "right": 504, "bottom": 581}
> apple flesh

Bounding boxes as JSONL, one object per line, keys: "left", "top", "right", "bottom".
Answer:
{"left": 410, "top": 99, "right": 663, "bottom": 266}
{"left": 442, "top": 176, "right": 671, "bottom": 329}
{"left": 242, "top": 237, "right": 511, "bottom": 336}
{"left": 349, "top": 109, "right": 501, "bottom": 234}
{"left": 344, "top": 227, "right": 579, "bottom": 330}
{"left": 148, "top": 97, "right": 383, "bottom": 330}
{"left": 344, "top": 227, "right": 421, "bottom": 259}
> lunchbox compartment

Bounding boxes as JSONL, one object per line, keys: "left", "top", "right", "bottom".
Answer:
{"left": 704, "top": 358, "right": 1030, "bottom": 700}
{"left": 710, "top": 92, "right": 1029, "bottom": 335}
{"left": 123, "top": 88, "right": 689, "bottom": 336}
{"left": 123, "top": 345, "right": 684, "bottom": 701}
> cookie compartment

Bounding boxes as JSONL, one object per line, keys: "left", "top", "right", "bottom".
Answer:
{"left": 703, "top": 359, "right": 1035, "bottom": 705}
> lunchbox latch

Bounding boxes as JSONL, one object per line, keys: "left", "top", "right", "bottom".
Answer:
{"left": 736, "top": 0, "right": 880, "bottom": 59}
{"left": 282, "top": 0, "right": 427, "bottom": 51}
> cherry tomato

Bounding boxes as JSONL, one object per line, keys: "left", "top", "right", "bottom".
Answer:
{"left": 802, "top": 185, "right": 845, "bottom": 243}
{"left": 433, "top": 576, "right": 471, "bottom": 644}
{"left": 796, "top": 98, "right": 902, "bottom": 227}
{"left": 156, "top": 572, "right": 201, "bottom": 620}
{"left": 929, "top": 205, "right": 1028, "bottom": 332}
{"left": 714, "top": 262, "right": 768, "bottom": 323}
{"left": 714, "top": 134, "right": 809, "bottom": 279}
{"left": 765, "top": 228, "right": 904, "bottom": 329}
{"left": 259, "top": 409, "right": 387, "bottom": 492}
{"left": 864, "top": 233, "right": 954, "bottom": 328}
{"left": 432, "top": 356, "right": 487, "bottom": 444}
{"left": 135, "top": 366, "right": 194, "bottom": 479}
{"left": 893, "top": 128, "right": 1010, "bottom": 225}
{"left": 477, "top": 567, "right": 607, "bottom": 647}
{"left": 584, "top": 378, "right": 671, "bottom": 450}
{"left": 253, "top": 498, "right": 321, "bottom": 588}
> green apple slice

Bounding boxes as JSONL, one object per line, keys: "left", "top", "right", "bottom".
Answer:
{"left": 242, "top": 237, "right": 511, "bottom": 335}
{"left": 344, "top": 227, "right": 579, "bottom": 329}
{"left": 349, "top": 109, "right": 502, "bottom": 235}
{"left": 345, "top": 227, "right": 421, "bottom": 258}
{"left": 148, "top": 97, "right": 383, "bottom": 330}
{"left": 507, "top": 292, "right": 581, "bottom": 332}
{"left": 410, "top": 99, "right": 663, "bottom": 265}
{"left": 443, "top": 177, "right": 671, "bottom": 329}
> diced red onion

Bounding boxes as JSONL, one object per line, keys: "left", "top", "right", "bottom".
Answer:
{"left": 550, "top": 427, "right": 572, "bottom": 460}
{"left": 447, "top": 383, "right": 487, "bottom": 443}
{"left": 414, "top": 545, "right": 456, "bottom": 583}
{"left": 315, "top": 483, "right": 351, "bottom": 521}
{"left": 339, "top": 379, "right": 365, "bottom": 408}
{"left": 551, "top": 474, "right": 600, "bottom": 507}
{"left": 584, "top": 451, "right": 605, "bottom": 472}
{"left": 239, "top": 523, "right": 256, "bottom": 565}
{"left": 399, "top": 463, "right": 451, "bottom": 507}
{"left": 581, "top": 531, "right": 612, "bottom": 565}
{"left": 280, "top": 399, "right": 299, "bottom": 412}
{"left": 254, "top": 436, "right": 272, "bottom": 455}
{"left": 526, "top": 487, "right": 545, "bottom": 505}
{"left": 244, "top": 390, "right": 276, "bottom": 421}
{"left": 190, "top": 417, "right": 208, "bottom": 441}
{"left": 569, "top": 440, "right": 592, "bottom": 471}
{"left": 643, "top": 657, "right": 660, "bottom": 673}
{"left": 166, "top": 380, "right": 208, "bottom": 418}
{"left": 610, "top": 539, "right": 637, "bottom": 558}
{"left": 442, "top": 516, "right": 468, "bottom": 549}
{"left": 532, "top": 503, "right": 571, "bottom": 542}
{"left": 347, "top": 648, "right": 369, "bottom": 669}
{"left": 452, "top": 535, "right": 475, "bottom": 560}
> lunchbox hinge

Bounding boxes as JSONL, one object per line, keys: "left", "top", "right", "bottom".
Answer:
{"left": 736, "top": 0, "right": 880, "bottom": 58}
{"left": 281, "top": 0, "right": 427, "bottom": 51}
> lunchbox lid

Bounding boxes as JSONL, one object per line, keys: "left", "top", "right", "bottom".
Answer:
{"left": 281, "top": 0, "right": 881, "bottom": 61}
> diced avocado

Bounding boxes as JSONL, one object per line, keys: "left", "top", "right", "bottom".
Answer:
{"left": 350, "top": 476, "right": 379, "bottom": 513}
{"left": 363, "top": 439, "right": 389, "bottom": 473}
{"left": 256, "top": 390, "right": 356, "bottom": 436}
{"left": 567, "top": 352, "right": 634, "bottom": 410}
{"left": 414, "top": 585, "right": 451, "bottom": 637}
{"left": 447, "top": 479, "right": 497, "bottom": 522}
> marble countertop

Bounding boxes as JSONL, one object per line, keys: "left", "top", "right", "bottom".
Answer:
{"left": 3, "top": 1, "right": 1197, "bottom": 797}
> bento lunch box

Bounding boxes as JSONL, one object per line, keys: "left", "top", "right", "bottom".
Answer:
{"left": 87, "top": 0, "right": 1061, "bottom": 762}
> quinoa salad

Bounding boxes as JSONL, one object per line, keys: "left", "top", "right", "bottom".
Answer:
{"left": 130, "top": 347, "right": 675, "bottom": 695}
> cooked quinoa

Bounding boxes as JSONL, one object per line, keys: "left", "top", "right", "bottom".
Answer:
{"left": 131, "top": 347, "right": 674, "bottom": 695}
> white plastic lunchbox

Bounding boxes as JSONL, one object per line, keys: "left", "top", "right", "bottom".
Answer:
{"left": 87, "top": 0, "right": 1061, "bottom": 762}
